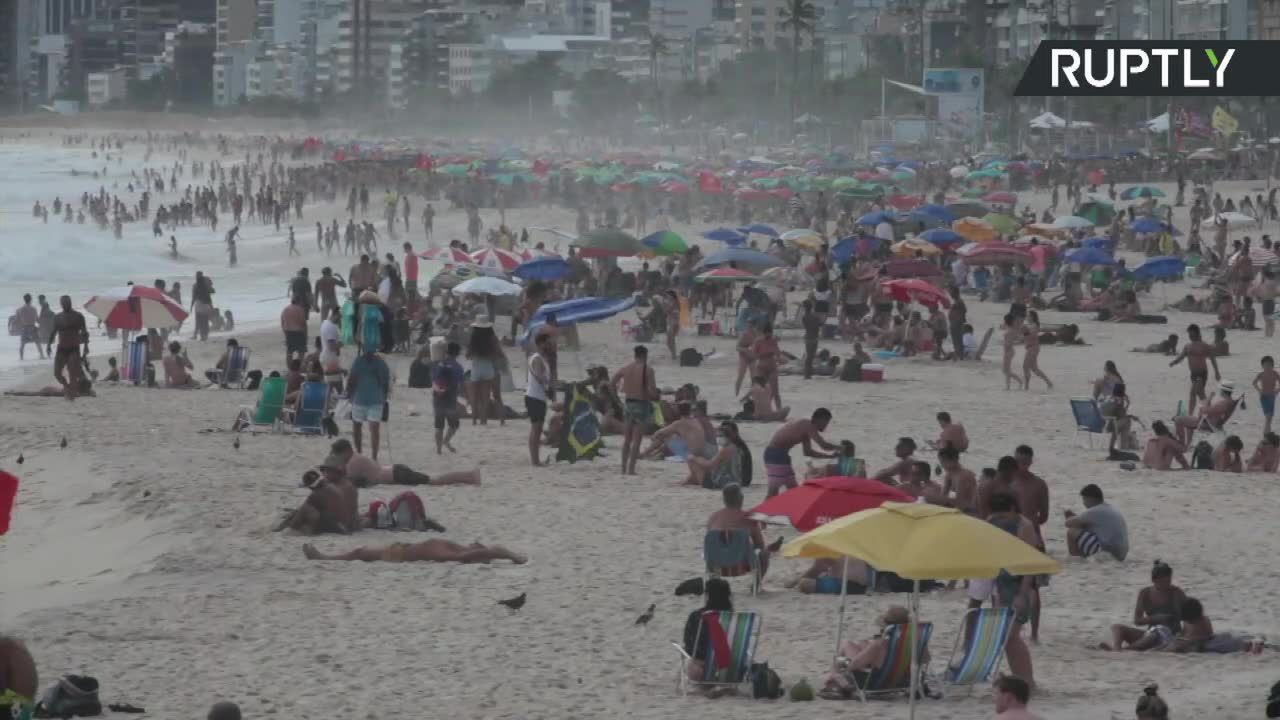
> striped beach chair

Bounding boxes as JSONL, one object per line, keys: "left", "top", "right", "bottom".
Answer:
{"left": 122, "top": 336, "right": 148, "bottom": 385}
{"left": 703, "top": 529, "right": 761, "bottom": 595}
{"left": 215, "top": 346, "right": 251, "bottom": 388}
{"left": 671, "top": 610, "right": 761, "bottom": 695}
{"left": 854, "top": 621, "right": 933, "bottom": 701}
{"left": 942, "top": 607, "right": 1015, "bottom": 695}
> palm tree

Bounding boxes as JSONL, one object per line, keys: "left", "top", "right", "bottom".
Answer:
{"left": 780, "top": 0, "right": 816, "bottom": 136}
{"left": 645, "top": 32, "right": 669, "bottom": 105}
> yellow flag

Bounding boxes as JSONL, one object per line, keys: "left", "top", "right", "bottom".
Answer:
{"left": 1212, "top": 106, "right": 1238, "bottom": 135}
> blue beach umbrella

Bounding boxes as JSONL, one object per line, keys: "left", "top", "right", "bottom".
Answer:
{"left": 738, "top": 223, "right": 780, "bottom": 238}
{"left": 512, "top": 257, "right": 571, "bottom": 281}
{"left": 919, "top": 228, "right": 963, "bottom": 247}
{"left": 857, "top": 211, "right": 898, "bottom": 226}
{"left": 702, "top": 227, "right": 748, "bottom": 245}
{"left": 1063, "top": 247, "right": 1116, "bottom": 266}
{"left": 1132, "top": 256, "right": 1186, "bottom": 281}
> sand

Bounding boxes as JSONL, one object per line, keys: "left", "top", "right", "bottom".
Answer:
{"left": 3, "top": 130, "right": 1279, "bottom": 719}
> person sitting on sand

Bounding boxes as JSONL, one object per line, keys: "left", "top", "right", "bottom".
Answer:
{"left": 684, "top": 421, "right": 748, "bottom": 489}
{"left": 737, "top": 375, "right": 791, "bottom": 422}
{"left": 1165, "top": 294, "right": 1203, "bottom": 313}
{"left": 788, "top": 556, "right": 872, "bottom": 594}
{"left": 161, "top": 341, "right": 199, "bottom": 388}
{"left": 1101, "top": 560, "right": 1186, "bottom": 652}
{"left": 1247, "top": 432, "right": 1280, "bottom": 472}
{"left": 1212, "top": 326, "right": 1230, "bottom": 356}
{"left": 707, "top": 483, "right": 778, "bottom": 579}
{"left": 1132, "top": 334, "right": 1179, "bottom": 355}
{"left": 993, "top": 675, "right": 1043, "bottom": 720}
{"left": 1134, "top": 685, "right": 1170, "bottom": 720}
{"left": 277, "top": 468, "right": 360, "bottom": 535}
{"left": 1212, "top": 435, "right": 1244, "bottom": 472}
{"left": 1064, "top": 483, "right": 1128, "bottom": 560}
{"left": 102, "top": 356, "right": 120, "bottom": 383}
{"left": 1110, "top": 290, "right": 1142, "bottom": 322}
{"left": 1142, "top": 421, "right": 1189, "bottom": 470}
{"left": 303, "top": 538, "right": 526, "bottom": 564}
{"left": 1168, "top": 597, "right": 1265, "bottom": 653}
{"left": 322, "top": 439, "right": 481, "bottom": 488}
{"left": 1172, "top": 383, "right": 1238, "bottom": 444}
{"left": 819, "top": 605, "right": 929, "bottom": 700}
{"left": 681, "top": 577, "right": 735, "bottom": 689}
{"left": 205, "top": 338, "right": 241, "bottom": 386}
{"left": 927, "top": 411, "right": 969, "bottom": 452}
{"left": 871, "top": 437, "right": 917, "bottom": 485}
{"left": 643, "top": 402, "right": 712, "bottom": 464}
{"left": 807, "top": 440, "right": 863, "bottom": 478}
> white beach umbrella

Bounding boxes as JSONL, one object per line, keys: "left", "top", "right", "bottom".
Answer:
{"left": 452, "top": 276, "right": 522, "bottom": 296}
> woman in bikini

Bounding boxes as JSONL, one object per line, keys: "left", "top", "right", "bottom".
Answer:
{"left": 734, "top": 321, "right": 758, "bottom": 395}
{"left": 1021, "top": 310, "right": 1053, "bottom": 390}
{"left": 1001, "top": 313, "right": 1024, "bottom": 390}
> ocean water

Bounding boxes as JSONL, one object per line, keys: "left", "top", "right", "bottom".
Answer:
{"left": 0, "top": 140, "right": 298, "bottom": 384}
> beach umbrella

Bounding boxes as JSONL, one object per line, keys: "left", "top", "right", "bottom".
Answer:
{"left": 418, "top": 246, "right": 473, "bottom": 264}
{"left": 512, "top": 257, "right": 571, "bottom": 281}
{"left": 831, "top": 177, "right": 859, "bottom": 190}
{"left": 1218, "top": 211, "right": 1257, "bottom": 227}
{"left": 1132, "top": 256, "right": 1186, "bottom": 281}
{"left": 1077, "top": 201, "right": 1117, "bottom": 226}
{"left": 1082, "top": 236, "right": 1114, "bottom": 250}
{"left": 880, "top": 259, "right": 944, "bottom": 279}
{"left": 948, "top": 165, "right": 969, "bottom": 179}
{"left": 945, "top": 201, "right": 989, "bottom": 219}
{"left": 886, "top": 194, "right": 923, "bottom": 211}
{"left": 759, "top": 266, "right": 815, "bottom": 289}
{"left": 857, "top": 211, "right": 897, "bottom": 226}
{"left": 780, "top": 228, "right": 823, "bottom": 251}
{"left": 429, "top": 263, "right": 502, "bottom": 291}
{"left": 1120, "top": 186, "right": 1165, "bottom": 200}
{"left": 84, "top": 286, "right": 187, "bottom": 331}
{"left": 522, "top": 295, "right": 638, "bottom": 340}
{"left": 573, "top": 228, "right": 642, "bottom": 258}
{"left": 528, "top": 226, "right": 579, "bottom": 243}
{"left": 952, "top": 217, "right": 997, "bottom": 243}
{"left": 469, "top": 247, "right": 523, "bottom": 273}
{"left": 880, "top": 278, "right": 950, "bottom": 307}
{"left": 640, "top": 230, "right": 689, "bottom": 256}
{"left": 982, "top": 191, "right": 1017, "bottom": 205}
{"left": 749, "top": 477, "right": 912, "bottom": 531}
{"left": 916, "top": 204, "right": 956, "bottom": 223}
{"left": 783, "top": 502, "right": 1060, "bottom": 720}
{"left": 919, "top": 228, "right": 963, "bottom": 247}
{"left": 1050, "top": 215, "right": 1094, "bottom": 230}
{"left": 738, "top": 223, "right": 780, "bottom": 238}
{"left": 891, "top": 237, "right": 941, "bottom": 258}
{"left": 696, "top": 267, "right": 759, "bottom": 282}
{"left": 1022, "top": 223, "right": 1069, "bottom": 239}
{"left": 981, "top": 213, "right": 1021, "bottom": 235}
{"left": 702, "top": 227, "right": 749, "bottom": 245}
{"left": 1129, "top": 217, "right": 1179, "bottom": 235}
{"left": 1063, "top": 246, "right": 1117, "bottom": 266}
{"left": 959, "top": 241, "right": 1033, "bottom": 266}
{"left": 697, "top": 247, "right": 786, "bottom": 272}
{"left": 452, "top": 276, "right": 522, "bottom": 296}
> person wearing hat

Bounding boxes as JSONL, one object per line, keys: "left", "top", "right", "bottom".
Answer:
{"left": 1171, "top": 380, "right": 1238, "bottom": 445}
{"left": 1064, "top": 483, "right": 1128, "bottom": 560}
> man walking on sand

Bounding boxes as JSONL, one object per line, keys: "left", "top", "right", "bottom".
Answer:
{"left": 51, "top": 295, "right": 89, "bottom": 401}
{"left": 432, "top": 341, "right": 465, "bottom": 454}
{"left": 525, "top": 332, "right": 552, "bottom": 466}
{"left": 612, "top": 345, "right": 658, "bottom": 475}
{"left": 1170, "top": 324, "right": 1219, "bottom": 414}
{"left": 347, "top": 347, "right": 390, "bottom": 460}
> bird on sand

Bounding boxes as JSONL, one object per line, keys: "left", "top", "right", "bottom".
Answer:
{"left": 233, "top": 436, "right": 241, "bottom": 450}
{"left": 497, "top": 593, "right": 526, "bottom": 611}
{"left": 635, "top": 604, "right": 655, "bottom": 627}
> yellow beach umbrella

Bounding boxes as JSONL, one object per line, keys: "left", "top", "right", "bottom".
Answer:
{"left": 891, "top": 237, "right": 941, "bottom": 258}
{"left": 952, "top": 217, "right": 998, "bottom": 243}
{"left": 780, "top": 228, "right": 823, "bottom": 251}
{"left": 782, "top": 502, "right": 1060, "bottom": 720}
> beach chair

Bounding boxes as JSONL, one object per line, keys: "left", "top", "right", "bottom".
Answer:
{"left": 237, "top": 376, "right": 287, "bottom": 432}
{"left": 671, "top": 610, "right": 761, "bottom": 695}
{"left": 1192, "top": 396, "right": 1242, "bottom": 439}
{"left": 1070, "top": 397, "right": 1107, "bottom": 447}
{"left": 284, "top": 381, "right": 329, "bottom": 435}
{"left": 703, "top": 528, "right": 762, "bottom": 596}
{"left": 853, "top": 621, "right": 934, "bottom": 702}
{"left": 940, "top": 607, "right": 1015, "bottom": 695}
{"left": 215, "top": 346, "right": 251, "bottom": 388}
{"left": 122, "top": 336, "right": 148, "bottom": 385}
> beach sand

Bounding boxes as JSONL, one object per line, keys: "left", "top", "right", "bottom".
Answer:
{"left": 3, "top": 131, "right": 1279, "bottom": 719}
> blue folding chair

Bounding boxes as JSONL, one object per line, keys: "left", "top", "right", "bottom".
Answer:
{"left": 1070, "top": 397, "right": 1106, "bottom": 448}
{"left": 703, "top": 529, "right": 762, "bottom": 596}
{"left": 286, "top": 381, "right": 329, "bottom": 435}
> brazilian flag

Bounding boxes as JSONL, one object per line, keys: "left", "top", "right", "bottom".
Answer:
{"left": 556, "top": 382, "right": 602, "bottom": 463}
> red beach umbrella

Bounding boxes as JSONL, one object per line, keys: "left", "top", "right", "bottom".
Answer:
{"left": 84, "top": 286, "right": 187, "bottom": 331}
{"left": 748, "top": 476, "right": 913, "bottom": 531}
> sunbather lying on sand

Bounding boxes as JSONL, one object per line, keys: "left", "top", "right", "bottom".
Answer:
{"left": 5, "top": 379, "right": 94, "bottom": 398}
{"left": 302, "top": 539, "right": 527, "bottom": 564}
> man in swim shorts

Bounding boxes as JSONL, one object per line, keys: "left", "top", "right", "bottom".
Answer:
{"left": 762, "top": 408, "right": 837, "bottom": 497}
{"left": 1169, "top": 324, "right": 1219, "bottom": 414}
{"left": 612, "top": 345, "right": 658, "bottom": 475}
{"left": 51, "top": 295, "right": 88, "bottom": 401}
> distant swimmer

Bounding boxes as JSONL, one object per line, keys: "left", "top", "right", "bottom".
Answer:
{"left": 170, "top": 235, "right": 178, "bottom": 258}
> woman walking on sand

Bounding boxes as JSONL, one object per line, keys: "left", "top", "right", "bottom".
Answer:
{"left": 1002, "top": 313, "right": 1023, "bottom": 390}
{"left": 1022, "top": 310, "right": 1054, "bottom": 390}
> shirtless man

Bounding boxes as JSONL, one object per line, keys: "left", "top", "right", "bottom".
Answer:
{"left": 706, "top": 482, "right": 776, "bottom": 578}
{"left": 900, "top": 460, "right": 943, "bottom": 500}
{"left": 280, "top": 298, "right": 308, "bottom": 366}
{"left": 277, "top": 467, "right": 360, "bottom": 535}
{"left": 1172, "top": 383, "right": 1237, "bottom": 444}
{"left": 762, "top": 409, "right": 837, "bottom": 497}
{"left": 313, "top": 267, "right": 346, "bottom": 320}
{"left": 872, "top": 437, "right": 918, "bottom": 485}
{"left": 659, "top": 289, "right": 680, "bottom": 360}
{"left": 348, "top": 254, "right": 375, "bottom": 295}
{"left": 938, "top": 446, "right": 978, "bottom": 513}
{"left": 161, "top": 341, "right": 198, "bottom": 388}
{"left": 611, "top": 345, "right": 658, "bottom": 475}
{"left": 303, "top": 538, "right": 526, "bottom": 564}
{"left": 1142, "top": 421, "right": 1189, "bottom": 470}
{"left": 324, "top": 438, "right": 480, "bottom": 488}
{"left": 643, "top": 403, "right": 711, "bottom": 469}
{"left": 51, "top": 295, "right": 89, "bottom": 401}
{"left": 975, "top": 455, "right": 1018, "bottom": 519}
{"left": 14, "top": 294, "right": 42, "bottom": 360}
{"left": 927, "top": 411, "right": 969, "bottom": 452}
{"left": 740, "top": 375, "right": 791, "bottom": 421}
{"left": 993, "top": 675, "right": 1043, "bottom": 720}
{"left": 1012, "top": 444, "right": 1049, "bottom": 643}
{"left": 1169, "top": 324, "right": 1220, "bottom": 414}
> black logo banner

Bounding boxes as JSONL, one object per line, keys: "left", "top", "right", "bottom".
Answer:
{"left": 1014, "top": 41, "right": 1280, "bottom": 97}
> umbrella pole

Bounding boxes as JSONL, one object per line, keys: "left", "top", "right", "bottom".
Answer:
{"left": 833, "top": 556, "right": 849, "bottom": 665}
{"left": 908, "top": 578, "right": 920, "bottom": 720}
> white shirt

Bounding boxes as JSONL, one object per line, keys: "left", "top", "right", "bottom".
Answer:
{"left": 377, "top": 276, "right": 392, "bottom": 304}
{"left": 962, "top": 332, "right": 977, "bottom": 355}
{"left": 875, "top": 221, "right": 895, "bottom": 243}
{"left": 320, "top": 318, "right": 340, "bottom": 362}
{"left": 526, "top": 352, "right": 548, "bottom": 401}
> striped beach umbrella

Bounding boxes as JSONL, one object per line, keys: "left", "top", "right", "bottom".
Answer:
{"left": 84, "top": 286, "right": 187, "bottom": 331}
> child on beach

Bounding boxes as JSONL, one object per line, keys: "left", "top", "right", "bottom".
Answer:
{"left": 1254, "top": 356, "right": 1280, "bottom": 433}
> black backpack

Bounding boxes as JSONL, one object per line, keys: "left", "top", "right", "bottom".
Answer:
{"left": 750, "top": 662, "right": 783, "bottom": 699}
{"left": 679, "top": 348, "right": 704, "bottom": 367}
{"left": 1192, "top": 441, "right": 1214, "bottom": 470}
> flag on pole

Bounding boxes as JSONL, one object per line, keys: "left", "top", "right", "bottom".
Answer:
{"left": 1212, "top": 106, "right": 1239, "bottom": 136}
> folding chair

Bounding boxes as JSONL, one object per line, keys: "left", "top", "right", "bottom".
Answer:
{"left": 940, "top": 607, "right": 1015, "bottom": 695}
{"left": 1070, "top": 397, "right": 1106, "bottom": 448}
{"left": 237, "top": 376, "right": 287, "bottom": 432}
{"left": 284, "top": 381, "right": 329, "bottom": 435}
{"left": 122, "top": 336, "right": 148, "bottom": 385}
{"left": 671, "top": 610, "right": 761, "bottom": 695}
{"left": 853, "top": 621, "right": 934, "bottom": 701}
{"left": 703, "top": 528, "right": 762, "bottom": 596}
{"left": 217, "top": 346, "right": 251, "bottom": 388}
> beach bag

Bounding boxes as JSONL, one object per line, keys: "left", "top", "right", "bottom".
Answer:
{"left": 679, "top": 348, "right": 704, "bottom": 367}
{"left": 340, "top": 299, "right": 356, "bottom": 344}
{"left": 33, "top": 675, "right": 101, "bottom": 718}
{"left": 1192, "top": 441, "right": 1214, "bottom": 470}
{"left": 366, "top": 492, "right": 428, "bottom": 531}
{"left": 358, "top": 303, "right": 383, "bottom": 353}
{"left": 750, "top": 662, "right": 783, "bottom": 700}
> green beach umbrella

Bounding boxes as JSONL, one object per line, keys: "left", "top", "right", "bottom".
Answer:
{"left": 982, "top": 213, "right": 1020, "bottom": 235}
{"left": 574, "top": 228, "right": 642, "bottom": 257}
{"left": 640, "top": 230, "right": 689, "bottom": 256}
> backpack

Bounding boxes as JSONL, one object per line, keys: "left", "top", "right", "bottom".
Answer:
{"left": 365, "top": 492, "right": 429, "bottom": 531}
{"left": 1192, "top": 441, "right": 1214, "bottom": 470}
{"left": 750, "top": 662, "right": 783, "bottom": 699}
{"left": 34, "top": 675, "right": 101, "bottom": 719}
{"left": 679, "top": 348, "right": 704, "bottom": 367}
